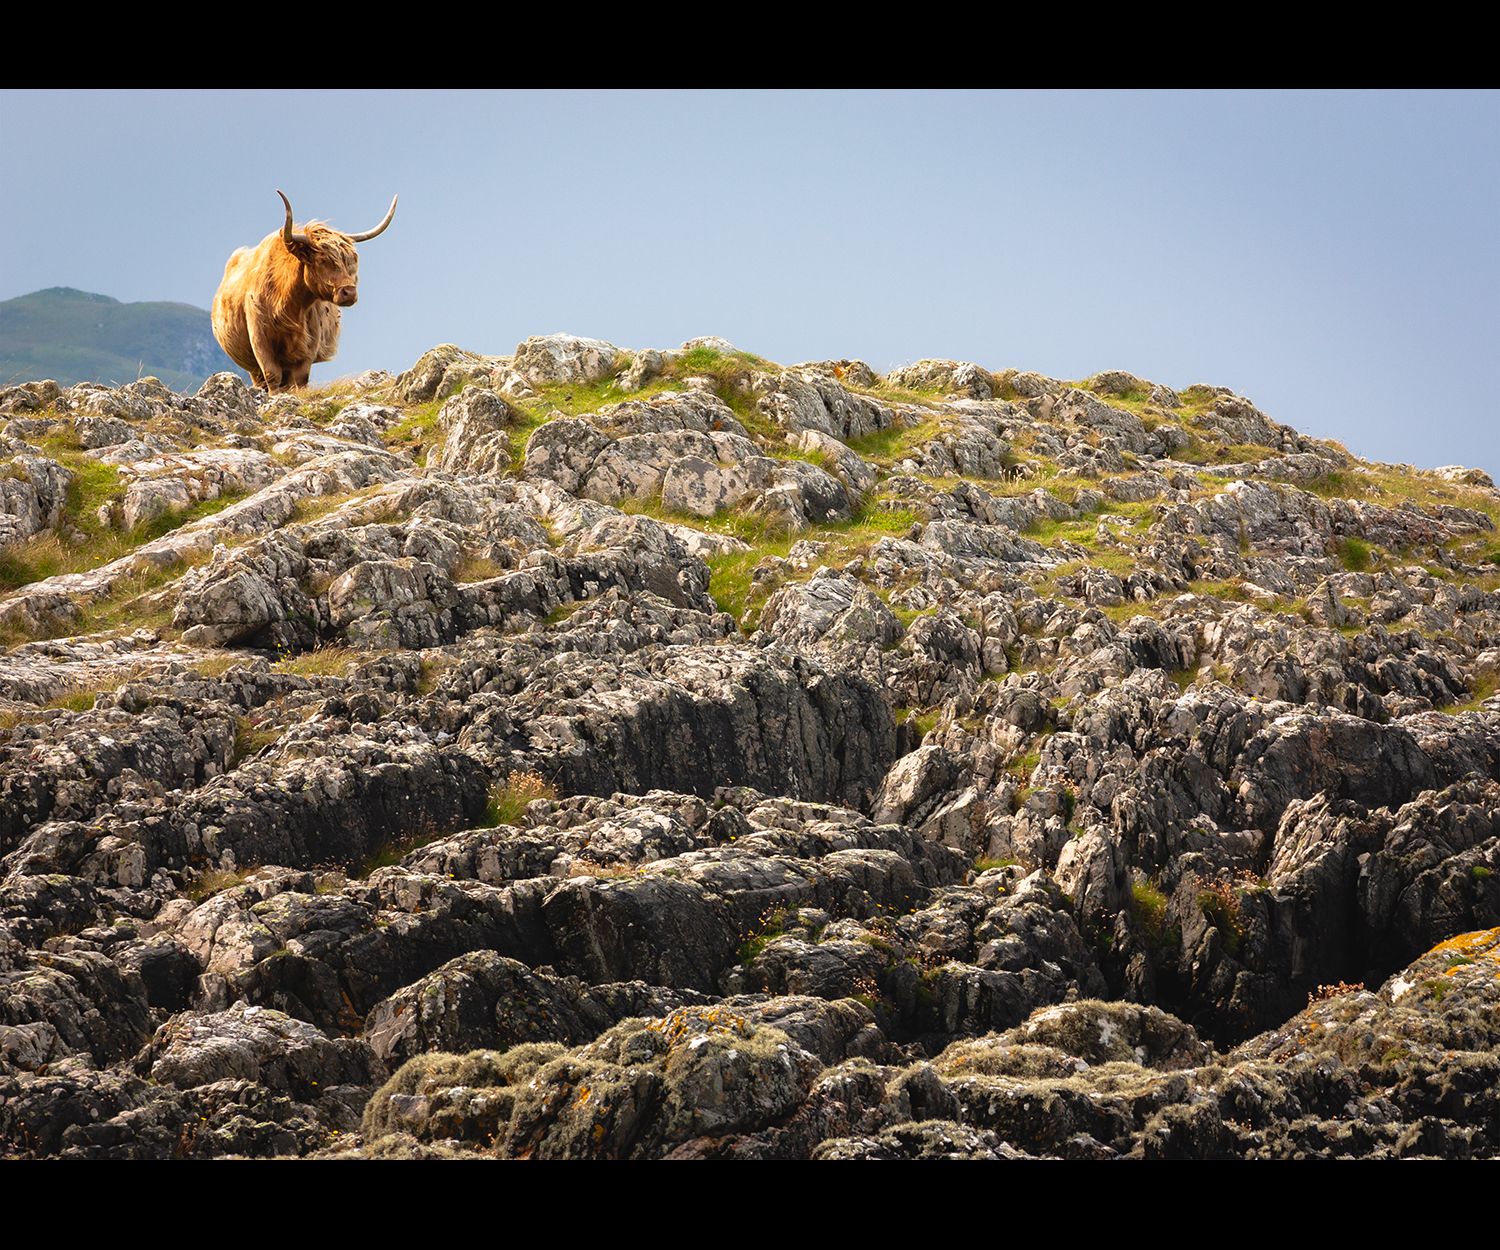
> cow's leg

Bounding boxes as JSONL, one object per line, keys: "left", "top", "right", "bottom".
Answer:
{"left": 289, "top": 363, "right": 312, "bottom": 389}
{"left": 245, "top": 302, "right": 284, "bottom": 392}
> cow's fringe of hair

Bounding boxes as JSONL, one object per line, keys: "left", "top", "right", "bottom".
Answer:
{"left": 265, "top": 221, "right": 356, "bottom": 320}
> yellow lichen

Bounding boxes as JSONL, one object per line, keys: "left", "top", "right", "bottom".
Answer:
{"left": 1429, "top": 928, "right": 1500, "bottom": 957}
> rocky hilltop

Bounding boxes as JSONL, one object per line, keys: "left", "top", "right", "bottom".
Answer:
{"left": 1, "top": 335, "right": 1497, "bottom": 1160}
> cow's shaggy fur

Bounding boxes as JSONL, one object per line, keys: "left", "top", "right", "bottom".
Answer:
{"left": 212, "top": 218, "right": 363, "bottom": 392}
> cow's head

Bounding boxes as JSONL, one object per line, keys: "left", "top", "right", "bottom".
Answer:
{"left": 277, "top": 190, "right": 397, "bottom": 307}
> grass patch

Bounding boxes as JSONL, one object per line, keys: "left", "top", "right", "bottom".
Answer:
{"left": 1081, "top": 383, "right": 1209, "bottom": 436}
{"left": 484, "top": 768, "right": 559, "bottom": 827}
{"left": 675, "top": 349, "right": 776, "bottom": 439}
{"left": 543, "top": 599, "right": 590, "bottom": 626}
{"left": 285, "top": 488, "right": 375, "bottom": 526}
{"left": 899, "top": 708, "right": 941, "bottom": 737}
{"left": 697, "top": 551, "right": 768, "bottom": 627}
{"left": 1198, "top": 879, "right": 1245, "bottom": 956}
{"left": 272, "top": 644, "right": 359, "bottom": 678}
{"left": 1024, "top": 515, "right": 1100, "bottom": 546}
{"left": 0, "top": 684, "right": 105, "bottom": 730}
{"left": 704, "top": 541, "right": 793, "bottom": 625}
{"left": 503, "top": 367, "right": 692, "bottom": 461}
{"left": 146, "top": 489, "right": 250, "bottom": 533}
{"left": 1175, "top": 385, "right": 1222, "bottom": 418}
{"left": 1463, "top": 540, "right": 1500, "bottom": 567}
{"left": 844, "top": 417, "right": 950, "bottom": 467}
{"left": 619, "top": 494, "right": 793, "bottom": 548}
{"left": 995, "top": 465, "right": 1114, "bottom": 505}
{"left": 509, "top": 346, "right": 775, "bottom": 444}
{"left": 696, "top": 497, "right": 921, "bottom": 628}
{"left": 0, "top": 484, "right": 248, "bottom": 593}
{"left": 64, "top": 457, "right": 122, "bottom": 516}
{"left": 232, "top": 715, "right": 281, "bottom": 764}
{"left": 298, "top": 394, "right": 349, "bottom": 424}
{"left": 849, "top": 502, "right": 923, "bottom": 535}
{"left": 776, "top": 444, "right": 833, "bottom": 471}
{"left": 885, "top": 599, "right": 930, "bottom": 628}
{"left": 974, "top": 856, "right": 1019, "bottom": 873}
{"left": 1442, "top": 674, "right": 1499, "bottom": 714}
{"left": 0, "top": 556, "right": 207, "bottom": 650}
{"left": 1034, "top": 551, "right": 1137, "bottom": 595}
{"left": 1028, "top": 498, "right": 1162, "bottom": 546}
{"left": 1100, "top": 599, "right": 1156, "bottom": 623}
{"left": 737, "top": 904, "right": 792, "bottom": 965}
{"left": 1222, "top": 442, "right": 1275, "bottom": 462}
{"left": 1304, "top": 471, "right": 1354, "bottom": 499}
{"left": 1173, "top": 437, "right": 1272, "bottom": 467}
{"left": 1008, "top": 746, "right": 1043, "bottom": 780}
{"left": 1302, "top": 464, "right": 1500, "bottom": 537}
{"left": 1131, "top": 878, "right": 1169, "bottom": 940}
{"left": 415, "top": 656, "right": 453, "bottom": 695}
{"left": 383, "top": 399, "right": 446, "bottom": 461}
{"left": 671, "top": 345, "right": 767, "bottom": 381}
{"left": 47, "top": 688, "right": 97, "bottom": 713}
{"left": 858, "top": 375, "right": 956, "bottom": 404}
{"left": 70, "top": 561, "right": 195, "bottom": 639}
{"left": 30, "top": 428, "right": 85, "bottom": 457}
{"left": 1335, "top": 536, "right": 1373, "bottom": 572}
{"left": 0, "top": 455, "right": 124, "bottom": 589}
{"left": 1084, "top": 382, "right": 1153, "bottom": 408}
{"left": 563, "top": 856, "right": 639, "bottom": 879}
{"left": 527, "top": 374, "right": 672, "bottom": 421}
{"left": 1185, "top": 578, "right": 1253, "bottom": 603}
{"left": 192, "top": 654, "right": 245, "bottom": 679}
{"left": 186, "top": 867, "right": 250, "bottom": 902}
{"left": 451, "top": 554, "right": 507, "bottom": 583}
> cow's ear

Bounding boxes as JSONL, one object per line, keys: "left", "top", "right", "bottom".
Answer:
{"left": 285, "top": 237, "right": 312, "bottom": 260}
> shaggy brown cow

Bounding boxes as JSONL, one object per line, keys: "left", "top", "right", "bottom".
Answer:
{"left": 211, "top": 190, "right": 397, "bottom": 392}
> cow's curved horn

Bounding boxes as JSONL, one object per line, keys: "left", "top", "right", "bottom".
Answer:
{"left": 277, "top": 190, "right": 310, "bottom": 247}
{"left": 346, "top": 195, "right": 398, "bottom": 243}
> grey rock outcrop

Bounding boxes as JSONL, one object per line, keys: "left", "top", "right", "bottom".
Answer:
{"left": 1, "top": 341, "right": 1496, "bottom": 1161}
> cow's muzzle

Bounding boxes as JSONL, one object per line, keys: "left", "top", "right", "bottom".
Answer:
{"left": 334, "top": 288, "right": 358, "bottom": 307}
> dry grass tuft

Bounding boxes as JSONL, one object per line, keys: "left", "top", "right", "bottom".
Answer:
{"left": 485, "top": 769, "right": 559, "bottom": 827}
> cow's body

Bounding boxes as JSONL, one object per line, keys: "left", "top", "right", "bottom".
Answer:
{"left": 212, "top": 235, "right": 344, "bottom": 390}
{"left": 211, "top": 191, "right": 395, "bottom": 392}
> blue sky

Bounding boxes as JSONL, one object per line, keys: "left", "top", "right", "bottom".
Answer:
{"left": 1, "top": 89, "right": 1495, "bottom": 471}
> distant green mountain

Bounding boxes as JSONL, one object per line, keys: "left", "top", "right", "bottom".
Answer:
{"left": 0, "top": 287, "right": 229, "bottom": 393}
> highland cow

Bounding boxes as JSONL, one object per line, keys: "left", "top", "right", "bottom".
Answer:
{"left": 211, "top": 189, "right": 396, "bottom": 392}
